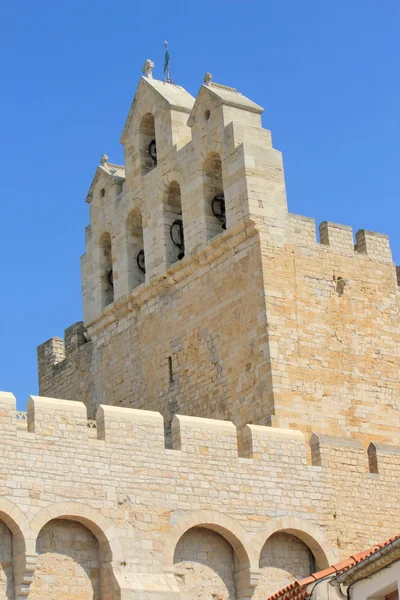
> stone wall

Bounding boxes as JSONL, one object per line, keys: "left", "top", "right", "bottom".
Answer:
{"left": 0, "top": 391, "right": 399, "bottom": 599}
{"left": 38, "top": 214, "right": 400, "bottom": 444}
{"left": 38, "top": 224, "right": 273, "bottom": 431}
{"left": 262, "top": 216, "right": 400, "bottom": 445}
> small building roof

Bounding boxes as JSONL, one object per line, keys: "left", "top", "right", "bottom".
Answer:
{"left": 187, "top": 81, "right": 263, "bottom": 127}
{"left": 85, "top": 161, "right": 125, "bottom": 204}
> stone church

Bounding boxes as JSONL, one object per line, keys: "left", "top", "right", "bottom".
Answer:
{"left": 0, "top": 60, "right": 399, "bottom": 599}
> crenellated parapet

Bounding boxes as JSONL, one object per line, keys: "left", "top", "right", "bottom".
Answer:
{"left": 37, "top": 321, "right": 94, "bottom": 416}
{"left": 3, "top": 393, "right": 399, "bottom": 479}
{"left": 1, "top": 392, "right": 399, "bottom": 599}
{"left": 289, "top": 214, "right": 395, "bottom": 265}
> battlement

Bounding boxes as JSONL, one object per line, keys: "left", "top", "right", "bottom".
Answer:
{"left": 1, "top": 390, "right": 400, "bottom": 600}
{"left": 38, "top": 321, "right": 88, "bottom": 370}
{"left": 4, "top": 392, "right": 399, "bottom": 477}
{"left": 289, "top": 214, "right": 395, "bottom": 264}
{"left": 37, "top": 321, "right": 94, "bottom": 415}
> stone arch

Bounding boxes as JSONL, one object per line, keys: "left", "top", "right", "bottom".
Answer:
{"left": 0, "top": 497, "right": 29, "bottom": 556}
{"left": 163, "top": 169, "right": 185, "bottom": 189}
{"left": 163, "top": 510, "right": 256, "bottom": 572}
{"left": 31, "top": 519, "right": 102, "bottom": 600}
{"left": 29, "top": 502, "right": 123, "bottom": 564}
{"left": 0, "top": 498, "right": 31, "bottom": 598}
{"left": 252, "top": 517, "right": 338, "bottom": 570}
{"left": 165, "top": 511, "right": 258, "bottom": 600}
{"left": 251, "top": 518, "right": 338, "bottom": 600}
{"left": 200, "top": 139, "right": 223, "bottom": 160}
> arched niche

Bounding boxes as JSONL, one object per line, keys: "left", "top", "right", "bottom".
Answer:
{"left": 203, "top": 152, "right": 226, "bottom": 240}
{"left": 174, "top": 526, "right": 238, "bottom": 600}
{"left": 29, "top": 518, "right": 101, "bottom": 600}
{"left": 253, "top": 532, "right": 319, "bottom": 599}
{"left": 251, "top": 518, "right": 338, "bottom": 600}
{"left": 164, "top": 180, "right": 185, "bottom": 267}
{"left": 139, "top": 112, "right": 157, "bottom": 174}
{"left": 127, "top": 209, "right": 145, "bottom": 290}
{"left": 100, "top": 232, "right": 113, "bottom": 308}
{"left": 29, "top": 503, "right": 124, "bottom": 600}
{"left": 164, "top": 510, "right": 257, "bottom": 600}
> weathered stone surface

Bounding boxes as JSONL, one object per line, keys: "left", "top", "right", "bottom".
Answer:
{"left": 18, "top": 69, "right": 400, "bottom": 600}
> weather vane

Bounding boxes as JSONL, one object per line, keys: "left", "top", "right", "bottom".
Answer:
{"left": 164, "top": 41, "right": 173, "bottom": 83}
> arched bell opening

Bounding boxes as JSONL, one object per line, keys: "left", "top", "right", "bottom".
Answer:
{"left": 203, "top": 152, "right": 226, "bottom": 241}
{"left": 100, "top": 232, "right": 114, "bottom": 308}
{"left": 139, "top": 112, "right": 157, "bottom": 174}
{"left": 127, "top": 209, "right": 145, "bottom": 291}
{"left": 164, "top": 181, "right": 185, "bottom": 267}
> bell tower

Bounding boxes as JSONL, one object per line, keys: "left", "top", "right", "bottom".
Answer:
{"left": 40, "top": 62, "right": 399, "bottom": 449}
{"left": 42, "top": 63, "right": 294, "bottom": 432}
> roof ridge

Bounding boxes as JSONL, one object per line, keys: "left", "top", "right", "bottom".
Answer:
{"left": 210, "top": 81, "right": 239, "bottom": 93}
{"left": 104, "top": 162, "right": 124, "bottom": 169}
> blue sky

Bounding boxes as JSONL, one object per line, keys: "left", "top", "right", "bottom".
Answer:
{"left": 1, "top": 0, "right": 399, "bottom": 409}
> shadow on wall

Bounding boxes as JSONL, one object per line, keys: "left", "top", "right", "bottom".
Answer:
{"left": 29, "top": 519, "right": 101, "bottom": 600}
{"left": 174, "top": 527, "right": 238, "bottom": 600}
{"left": 172, "top": 526, "right": 320, "bottom": 600}
{"left": 254, "top": 532, "right": 318, "bottom": 600}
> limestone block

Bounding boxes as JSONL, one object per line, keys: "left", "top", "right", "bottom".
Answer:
{"left": 27, "top": 396, "right": 87, "bottom": 439}
{"left": 289, "top": 214, "right": 317, "bottom": 246}
{"left": 96, "top": 404, "right": 165, "bottom": 450}
{"left": 310, "top": 434, "right": 365, "bottom": 472}
{"left": 241, "top": 424, "right": 306, "bottom": 465}
{"left": 171, "top": 414, "right": 238, "bottom": 458}
{"left": 319, "top": 221, "right": 354, "bottom": 254}
{"left": 355, "top": 229, "right": 392, "bottom": 263}
{"left": 0, "top": 391, "right": 17, "bottom": 437}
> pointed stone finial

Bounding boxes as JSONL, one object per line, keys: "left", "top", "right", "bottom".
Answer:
{"left": 142, "top": 59, "right": 154, "bottom": 79}
{"left": 204, "top": 72, "right": 212, "bottom": 86}
{"left": 100, "top": 154, "right": 109, "bottom": 165}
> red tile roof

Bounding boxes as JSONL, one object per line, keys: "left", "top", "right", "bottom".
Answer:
{"left": 267, "top": 535, "right": 400, "bottom": 600}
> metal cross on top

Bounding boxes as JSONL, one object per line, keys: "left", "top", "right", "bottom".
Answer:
{"left": 142, "top": 59, "right": 154, "bottom": 79}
